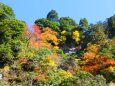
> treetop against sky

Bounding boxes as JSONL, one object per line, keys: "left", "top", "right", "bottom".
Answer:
{"left": 0, "top": 0, "right": 115, "bottom": 24}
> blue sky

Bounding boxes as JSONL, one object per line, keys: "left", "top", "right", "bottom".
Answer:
{"left": 0, "top": 0, "right": 115, "bottom": 25}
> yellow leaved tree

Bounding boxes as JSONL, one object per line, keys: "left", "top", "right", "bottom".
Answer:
{"left": 72, "top": 31, "right": 80, "bottom": 41}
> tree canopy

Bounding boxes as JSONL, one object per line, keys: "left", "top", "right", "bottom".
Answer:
{"left": 0, "top": 2, "right": 115, "bottom": 86}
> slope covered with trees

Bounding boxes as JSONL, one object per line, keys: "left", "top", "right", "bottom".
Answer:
{"left": 0, "top": 2, "right": 115, "bottom": 86}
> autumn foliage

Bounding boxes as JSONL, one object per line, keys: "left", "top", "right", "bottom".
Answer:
{"left": 25, "top": 25, "right": 59, "bottom": 48}
{"left": 0, "top": 3, "right": 115, "bottom": 85}
{"left": 81, "top": 44, "right": 115, "bottom": 74}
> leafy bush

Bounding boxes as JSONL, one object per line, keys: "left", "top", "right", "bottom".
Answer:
{"left": 53, "top": 48, "right": 67, "bottom": 58}
{"left": 35, "top": 48, "right": 52, "bottom": 59}
{"left": 0, "top": 80, "right": 9, "bottom": 86}
{"left": 0, "top": 44, "right": 13, "bottom": 63}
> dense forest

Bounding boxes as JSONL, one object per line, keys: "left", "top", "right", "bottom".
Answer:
{"left": 0, "top": 2, "right": 115, "bottom": 86}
